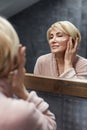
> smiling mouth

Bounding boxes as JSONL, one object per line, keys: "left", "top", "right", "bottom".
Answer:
{"left": 52, "top": 45, "right": 59, "bottom": 48}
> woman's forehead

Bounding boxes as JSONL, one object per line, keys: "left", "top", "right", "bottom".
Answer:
{"left": 49, "top": 27, "right": 65, "bottom": 35}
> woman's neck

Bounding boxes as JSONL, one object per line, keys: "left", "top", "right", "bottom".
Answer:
{"left": 55, "top": 53, "right": 64, "bottom": 75}
{"left": 55, "top": 53, "right": 64, "bottom": 65}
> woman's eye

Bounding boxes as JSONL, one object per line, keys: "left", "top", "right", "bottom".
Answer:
{"left": 49, "top": 36, "right": 53, "bottom": 39}
{"left": 57, "top": 34, "right": 63, "bottom": 37}
{"left": 56, "top": 32, "right": 64, "bottom": 37}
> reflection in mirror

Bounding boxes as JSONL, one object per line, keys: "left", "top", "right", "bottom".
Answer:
{"left": 33, "top": 21, "right": 87, "bottom": 80}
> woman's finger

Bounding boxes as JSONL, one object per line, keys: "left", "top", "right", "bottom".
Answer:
{"left": 74, "top": 37, "right": 78, "bottom": 50}
{"left": 17, "top": 45, "right": 26, "bottom": 68}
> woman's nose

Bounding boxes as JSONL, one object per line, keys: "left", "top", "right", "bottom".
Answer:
{"left": 53, "top": 36, "right": 57, "bottom": 42}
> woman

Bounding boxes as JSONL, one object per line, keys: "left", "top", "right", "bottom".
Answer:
{"left": 0, "top": 16, "right": 56, "bottom": 130}
{"left": 34, "top": 21, "right": 87, "bottom": 79}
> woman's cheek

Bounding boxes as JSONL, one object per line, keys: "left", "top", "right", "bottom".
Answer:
{"left": 61, "top": 37, "right": 69, "bottom": 47}
{"left": 48, "top": 41, "right": 51, "bottom": 47}
{"left": 59, "top": 37, "right": 68, "bottom": 42}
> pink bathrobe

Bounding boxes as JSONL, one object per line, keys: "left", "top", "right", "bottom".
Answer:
{"left": 0, "top": 79, "right": 56, "bottom": 130}
{"left": 34, "top": 53, "right": 87, "bottom": 79}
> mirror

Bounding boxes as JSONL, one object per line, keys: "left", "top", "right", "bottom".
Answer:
{"left": 8, "top": 0, "right": 87, "bottom": 76}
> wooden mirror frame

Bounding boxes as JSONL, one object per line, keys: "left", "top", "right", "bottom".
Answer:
{"left": 24, "top": 73, "right": 87, "bottom": 98}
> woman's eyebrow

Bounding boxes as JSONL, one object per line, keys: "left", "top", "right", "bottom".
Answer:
{"left": 56, "top": 32, "right": 62, "bottom": 34}
{"left": 49, "top": 33, "right": 53, "bottom": 35}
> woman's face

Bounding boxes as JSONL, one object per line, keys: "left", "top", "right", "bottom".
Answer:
{"left": 48, "top": 28, "right": 69, "bottom": 55}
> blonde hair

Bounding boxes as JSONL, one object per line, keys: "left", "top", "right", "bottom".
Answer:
{"left": 0, "top": 16, "right": 20, "bottom": 77}
{"left": 47, "top": 21, "right": 81, "bottom": 44}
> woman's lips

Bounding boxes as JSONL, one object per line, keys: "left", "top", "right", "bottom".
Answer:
{"left": 51, "top": 45, "right": 59, "bottom": 49}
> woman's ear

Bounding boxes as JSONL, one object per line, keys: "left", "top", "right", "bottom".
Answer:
{"left": 72, "top": 39, "right": 75, "bottom": 44}
{"left": 72, "top": 37, "right": 76, "bottom": 47}
{"left": 68, "top": 37, "right": 74, "bottom": 48}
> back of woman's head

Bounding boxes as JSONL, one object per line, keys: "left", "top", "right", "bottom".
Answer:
{"left": 47, "top": 21, "right": 81, "bottom": 44}
{"left": 0, "top": 16, "right": 20, "bottom": 77}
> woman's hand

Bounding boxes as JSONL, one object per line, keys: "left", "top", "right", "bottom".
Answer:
{"left": 11, "top": 44, "right": 29, "bottom": 100}
{"left": 64, "top": 37, "right": 78, "bottom": 71}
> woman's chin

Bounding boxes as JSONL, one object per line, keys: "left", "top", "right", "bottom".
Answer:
{"left": 51, "top": 49, "right": 65, "bottom": 55}
{"left": 51, "top": 49, "right": 62, "bottom": 53}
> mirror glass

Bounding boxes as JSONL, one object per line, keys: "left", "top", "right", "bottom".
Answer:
{"left": 8, "top": 0, "right": 87, "bottom": 82}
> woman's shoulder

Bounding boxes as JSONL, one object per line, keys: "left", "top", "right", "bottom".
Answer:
{"left": 75, "top": 55, "right": 87, "bottom": 71}
{"left": 0, "top": 94, "right": 40, "bottom": 130}
{"left": 0, "top": 94, "right": 33, "bottom": 113}
{"left": 76, "top": 55, "right": 87, "bottom": 64}
{"left": 0, "top": 94, "right": 37, "bottom": 120}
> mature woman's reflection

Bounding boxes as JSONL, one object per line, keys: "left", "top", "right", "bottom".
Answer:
{"left": 34, "top": 21, "right": 87, "bottom": 79}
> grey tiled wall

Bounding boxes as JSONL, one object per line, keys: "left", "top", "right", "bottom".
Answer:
{"left": 35, "top": 90, "right": 87, "bottom": 130}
